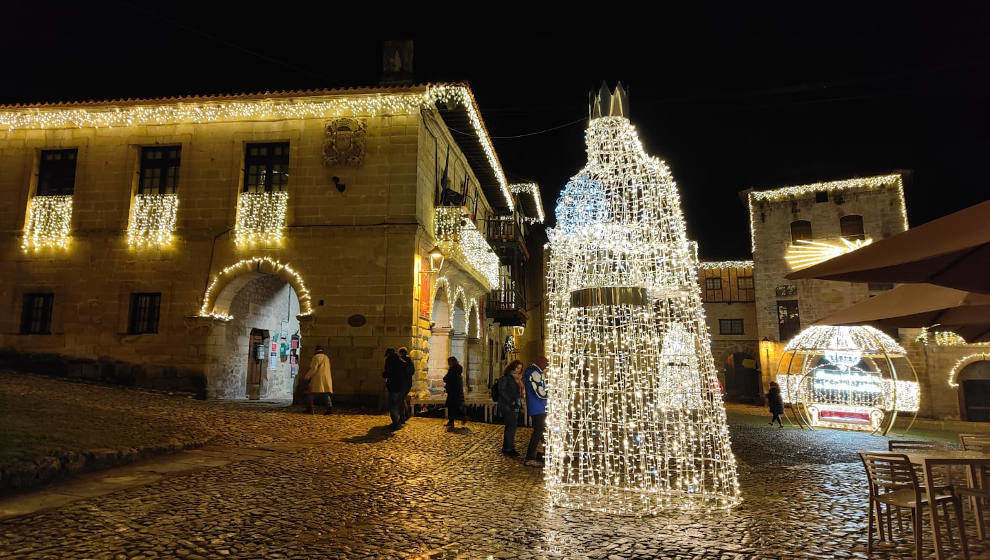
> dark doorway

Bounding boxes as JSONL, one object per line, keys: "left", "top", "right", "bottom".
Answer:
{"left": 959, "top": 361, "right": 990, "bottom": 422}
{"left": 724, "top": 352, "right": 760, "bottom": 404}
{"left": 247, "top": 329, "right": 266, "bottom": 400}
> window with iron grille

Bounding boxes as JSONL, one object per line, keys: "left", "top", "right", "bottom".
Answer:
{"left": 790, "top": 220, "right": 812, "bottom": 242}
{"left": 719, "top": 319, "right": 744, "bottom": 335}
{"left": 840, "top": 214, "right": 865, "bottom": 241}
{"left": 37, "top": 149, "right": 77, "bottom": 196}
{"left": 128, "top": 293, "right": 161, "bottom": 334}
{"left": 139, "top": 146, "right": 181, "bottom": 194}
{"left": 243, "top": 142, "right": 289, "bottom": 192}
{"left": 20, "top": 293, "right": 54, "bottom": 334}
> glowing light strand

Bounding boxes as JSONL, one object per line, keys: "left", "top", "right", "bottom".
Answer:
{"left": 199, "top": 256, "right": 313, "bottom": 320}
{"left": 1, "top": 85, "right": 513, "bottom": 210}
{"left": 509, "top": 182, "right": 545, "bottom": 223}
{"left": 126, "top": 193, "right": 178, "bottom": 248}
{"left": 434, "top": 206, "right": 499, "bottom": 289}
{"left": 234, "top": 191, "right": 288, "bottom": 247}
{"left": 697, "top": 260, "right": 753, "bottom": 271}
{"left": 784, "top": 237, "right": 873, "bottom": 271}
{"left": 545, "top": 115, "right": 740, "bottom": 515}
{"left": 948, "top": 353, "right": 990, "bottom": 388}
{"left": 22, "top": 195, "right": 72, "bottom": 251}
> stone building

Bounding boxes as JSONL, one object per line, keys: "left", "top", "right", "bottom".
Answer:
{"left": 0, "top": 83, "right": 545, "bottom": 404}
{"left": 696, "top": 261, "right": 760, "bottom": 403}
{"left": 695, "top": 171, "right": 990, "bottom": 421}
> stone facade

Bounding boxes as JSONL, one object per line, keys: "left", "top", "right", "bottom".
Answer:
{"left": 0, "top": 85, "right": 545, "bottom": 404}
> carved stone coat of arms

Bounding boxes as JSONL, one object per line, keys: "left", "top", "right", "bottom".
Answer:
{"left": 323, "top": 117, "right": 367, "bottom": 167}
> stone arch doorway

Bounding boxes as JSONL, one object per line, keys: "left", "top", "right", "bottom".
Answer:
{"left": 427, "top": 283, "right": 452, "bottom": 394}
{"left": 201, "top": 259, "right": 309, "bottom": 401}
{"left": 723, "top": 352, "right": 760, "bottom": 404}
{"left": 465, "top": 300, "right": 482, "bottom": 393}
{"left": 958, "top": 360, "right": 990, "bottom": 422}
{"left": 450, "top": 292, "right": 468, "bottom": 379}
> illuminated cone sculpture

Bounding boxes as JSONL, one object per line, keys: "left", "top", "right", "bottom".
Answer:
{"left": 545, "top": 84, "right": 740, "bottom": 515}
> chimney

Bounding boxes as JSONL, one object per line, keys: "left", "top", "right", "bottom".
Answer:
{"left": 381, "top": 40, "right": 414, "bottom": 85}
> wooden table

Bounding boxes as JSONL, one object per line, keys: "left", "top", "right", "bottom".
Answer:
{"left": 902, "top": 450, "right": 990, "bottom": 559}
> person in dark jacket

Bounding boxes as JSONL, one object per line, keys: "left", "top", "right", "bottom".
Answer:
{"left": 398, "top": 347, "right": 414, "bottom": 424}
{"left": 767, "top": 381, "right": 785, "bottom": 428}
{"left": 382, "top": 348, "right": 407, "bottom": 430}
{"left": 523, "top": 356, "right": 549, "bottom": 466}
{"left": 443, "top": 356, "right": 466, "bottom": 430}
{"left": 498, "top": 360, "right": 525, "bottom": 456}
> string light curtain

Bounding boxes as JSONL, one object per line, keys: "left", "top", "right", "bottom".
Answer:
{"left": 545, "top": 85, "right": 740, "bottom": 515}
{"left": 22, "top": 195, "right": 73, "bottom": 251}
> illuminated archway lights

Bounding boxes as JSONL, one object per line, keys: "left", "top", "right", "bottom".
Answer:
{"left": 948, "top": 353, "right": 990, "bottom": 388}
{"left": 199, "top": 256, "right": 312, "bottom": 320}
{"left": 545, "top": 103, "right": 740, "bottom": 514}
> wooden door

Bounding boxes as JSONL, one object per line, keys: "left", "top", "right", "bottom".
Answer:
{"left": 247, "top": 330, "right": 264, "bottom": 400}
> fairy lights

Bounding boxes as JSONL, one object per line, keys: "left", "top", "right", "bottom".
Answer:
{"left": 22, "top": 195, "right": 72, "bottom": 251}
{"left": 234, "top": 191, "right": 288, "bottom": 247}
{"left": 127, "top": 193, "right": 178, "bottom": 248}
{"left": 777, "top": 325, "right": 919, "bottom": 435}
{"left": 434, "top": 206, "right": 499, "bottom": 289}
{"left": 747, "top": 173, "right": 907, "bottom": 253}
{"left": 509, "top": 182, "right": 545, "bottom": 223}
{"left": 698, "top": 260, "right": 753, "bottom": 271}
{"left": 947, "top": 353, "right": 990, "bottom": 388}
{"left": 545, "top": 106, "right": 739, "bottom": 515}
{"left": 1, "top": 85, "right": 513, "bottom": 210}
{"left": 784, "top": 237, "right": 873, "bottom": 271}
{"left": 199, "top": 256, "right": 312, "bottom": 320}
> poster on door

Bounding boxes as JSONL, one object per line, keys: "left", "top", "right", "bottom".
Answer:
{"left": 269, "top": 334, "right": 279, "bottom": 371}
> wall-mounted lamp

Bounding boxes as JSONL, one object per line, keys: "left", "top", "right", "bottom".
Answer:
{"left": 428, "top": 245, "right": 445, "bottom": 273}
{"left": 332, "top": 176, "right": 346, "bottom": 193}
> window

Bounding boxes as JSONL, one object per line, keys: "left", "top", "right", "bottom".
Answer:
{"left": 139, "top": 146, "right": 181, "bottom": 194}
{"left": 790, "top": 220, "right": 812, "bottom": 242}
{"left": 736, "top": 275, "right": 755, "bottom": 300}
{"left": 777, "top": 300, "right": 801, "bottom": 341}
{"left": 815, "top": 191, "right": 828, "bottom": 203}
{"left": 37, "top": 149, "right": 77, "bottom": 195}
{"left": 719, "top": 319, "right": 744, "bottom": 335}
{"left": 840, "top": 214, "right": 865, "bottom": 241}
{"left": 244, "top": 142, "right": 289, "bottom": 192}
{"left": 128, "top": 293, "right": 161, "bottom": 334}
{"left": 704, "top": 277, "right": 723, "bottom": 302}
{"left": 20, "top": 293, "right": 53, "bottom": 334}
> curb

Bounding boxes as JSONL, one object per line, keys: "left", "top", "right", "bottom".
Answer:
{"left": 0, "top": 434, "right": 213, "bottom": 496}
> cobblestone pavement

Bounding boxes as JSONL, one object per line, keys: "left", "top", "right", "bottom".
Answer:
{"left": 0, "top": 373, "right": 987, "bottom": 559}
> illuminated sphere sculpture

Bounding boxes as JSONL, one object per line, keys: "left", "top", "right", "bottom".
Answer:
{"left": 775, "top": 325, "right": 920, "bottom": 435}
{"left": 544, "top": 84, "right": 740, "bottom": 515}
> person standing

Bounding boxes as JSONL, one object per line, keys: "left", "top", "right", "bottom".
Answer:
{"left": 523, "top": 356, "right": 549, "bottom": 467}
{"left": 498, "top": 360, "right": 525, "bottom": 456}
{"left": 382, "top": 348, "right": 406, "bottom": 430}
{"left": 443, "top": 356, "right": 466, "bottom": 430}
{"left": 398, "top": 347, "right": 414, "bottom": 425}
{"left": 304, "top": 345, "right": 334, "bottom": 415}
{"left": 767, "top": 381, "right": 784, "bottom": 428}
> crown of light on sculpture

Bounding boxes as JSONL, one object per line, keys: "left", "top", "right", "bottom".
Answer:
{"left": 544, "top": 84, "right": 740, "bottom": 515}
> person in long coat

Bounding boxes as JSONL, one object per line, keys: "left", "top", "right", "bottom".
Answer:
{"left": 382, "top": 348, "right": 407, "bottom": 430}
{"left": 498, "top": 360, "right": 525, "bottom": 456}
{"left": 398, "top": 347, "right": 415, "bottom": 424}
{"left": 767, "top": 381, "right": 784, "bottom": 428}
{"left": 443, "top": 356, "right": 466, "bottom": 430}
{"left": 304, "top": 345, "right": 334, "bottom": 415}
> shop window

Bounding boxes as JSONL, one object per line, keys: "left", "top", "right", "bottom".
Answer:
{"left": 719, "top": 319, "right": 744, "bottom": 335}
{"left": 37, "top": 149, "right": 77, "bottom": 196}
{"left": 244, "top": 142, "right": 289, "bottom": 192}
{"left": 790, "top": 220, "right": 812, "bottom": 243}
{"left": 138, "top": 146, "right": 181, "bottom": 194}
{"left": 20, "top": 293, "right": 54, "bottom": 334}
{"left": 128, "top": 293, "right": 161, "bottom": 334}
{"left": 840, "top": 215, "right": 865, "bottom": 241}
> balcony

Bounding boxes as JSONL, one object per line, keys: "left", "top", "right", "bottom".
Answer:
{"left": 486, "top": 216, "right": 529, "bottom": 259}
{"left": 486, "top": 283, "right": 527, "bottom": 327}
{"left": 435, "top": 206, "right": 500, "bottom": 290}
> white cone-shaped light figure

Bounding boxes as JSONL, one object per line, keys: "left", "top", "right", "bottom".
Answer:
{"left": 545, "top": 84, "right": 740, "bottom": 514}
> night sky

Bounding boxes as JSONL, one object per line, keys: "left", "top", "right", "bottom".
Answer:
{"left": 5, "top": 3, "right": 989, "bottom": 259}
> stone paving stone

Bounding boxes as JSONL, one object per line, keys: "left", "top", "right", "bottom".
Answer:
{"left": 1, "top": 372, "right": 988, "bottom": 559}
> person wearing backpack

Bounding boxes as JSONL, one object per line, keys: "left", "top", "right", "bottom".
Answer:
{"left": 497, "top": 360, "right": 525, "bottom": 457}
{"left": 523, "top": 356, "right": 549, "bottom": 467}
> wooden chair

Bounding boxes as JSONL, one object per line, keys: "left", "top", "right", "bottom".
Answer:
{"left": 889, "top": 440, "right": 943, "bottom": 452}
{"left": 859, "top": 452, "right": 969, "bottom": 558}
{"left": 958, "top": 434, "right": 990, "bottom": 538}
